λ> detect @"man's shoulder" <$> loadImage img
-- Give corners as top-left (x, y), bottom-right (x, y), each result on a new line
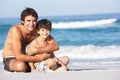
top-left (10, 24), bottom-right (22, 30)
top-left (13, 24), bottom-right (22, 28)
top-left (9, 24), bottom-right (23, 35)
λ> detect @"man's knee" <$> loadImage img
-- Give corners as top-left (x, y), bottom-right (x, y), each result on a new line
top-left (16, 62), bottom-right (27, 72)
top-left (10, 60), bottom-right (27, 72)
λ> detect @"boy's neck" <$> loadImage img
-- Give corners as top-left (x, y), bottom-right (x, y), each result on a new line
top-left (38, 36), bottom-right (47, 42)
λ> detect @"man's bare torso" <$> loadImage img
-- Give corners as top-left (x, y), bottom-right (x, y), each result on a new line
top-left (2, 24), bottom-right (37, 58)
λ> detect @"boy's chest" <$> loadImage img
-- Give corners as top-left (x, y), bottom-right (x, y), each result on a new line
top-left (36, 41), bottom-right (47, 47)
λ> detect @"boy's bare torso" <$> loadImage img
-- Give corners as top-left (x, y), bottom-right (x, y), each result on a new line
top-left (29, 36), bottom-right (52, 54)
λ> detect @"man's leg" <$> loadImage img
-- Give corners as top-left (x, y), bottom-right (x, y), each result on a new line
top-left (9, 59), bottom-right (28, 72)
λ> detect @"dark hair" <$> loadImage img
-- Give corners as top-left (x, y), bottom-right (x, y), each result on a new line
top-left (36, 19), bottom-right (52, 31)
top-left (20, 7), bottom-right (38, 21)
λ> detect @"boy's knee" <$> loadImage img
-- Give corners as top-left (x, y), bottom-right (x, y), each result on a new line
top-left (47, 58), bottom-right (57, 70)
top-left (61, 56), bottom-right (70, 65)
top-left (47, 58), bottom-right (56, 66)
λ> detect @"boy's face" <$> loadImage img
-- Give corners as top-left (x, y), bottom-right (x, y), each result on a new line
top-left (38, 28), bottom-right (50, 39)
top-left (22, 15), bottom-right (37, 32)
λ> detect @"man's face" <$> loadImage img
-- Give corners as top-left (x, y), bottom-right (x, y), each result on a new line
top-left (22, 15), bottom-right (37, 32)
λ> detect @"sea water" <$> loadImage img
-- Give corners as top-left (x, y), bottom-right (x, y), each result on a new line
top-left (0, 13), bottom-right (120, 70)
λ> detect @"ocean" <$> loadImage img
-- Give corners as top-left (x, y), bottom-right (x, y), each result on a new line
top-left (0, 13), bottom-right (120, 70)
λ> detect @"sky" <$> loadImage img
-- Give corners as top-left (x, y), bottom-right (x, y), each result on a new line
top-left (0, 0), bottom-right (120, 18)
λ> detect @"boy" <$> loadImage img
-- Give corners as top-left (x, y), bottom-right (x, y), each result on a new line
top-left (27, 19), bottom-right (69, 72)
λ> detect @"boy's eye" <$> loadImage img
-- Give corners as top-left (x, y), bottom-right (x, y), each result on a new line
top-left (27, 20), bottom-right (30, 22)
top-left (42, 29), bottom-right (45, 31)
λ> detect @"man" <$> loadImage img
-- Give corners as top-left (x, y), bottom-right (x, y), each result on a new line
top-left (2, 8), bottom-right (59, 72)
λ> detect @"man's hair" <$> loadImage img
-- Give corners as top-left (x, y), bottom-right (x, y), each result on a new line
top-left (36, 19), bottom-right (52, 31)
top-left (20, 7), bottom-right (38, 21)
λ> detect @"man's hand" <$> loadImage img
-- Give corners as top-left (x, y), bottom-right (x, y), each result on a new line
top-left (42, 53), bottom-right (53, 60)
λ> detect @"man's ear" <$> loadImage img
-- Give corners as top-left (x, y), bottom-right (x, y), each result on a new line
top-left (21, 21), bottom-right (24, 24)
top-left (37, 30), bottom-right (39, 34)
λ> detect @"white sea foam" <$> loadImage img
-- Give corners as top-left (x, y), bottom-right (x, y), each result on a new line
top-left (54, 45), bottom-right (120, 68)
top-left (0, 45), bottom-right (120, 62)
top-left (1, 45), bottom-right (120, 68)
top-left (54, 45), bottom-right (120, 59)
top-left (0, 49), bottom-right (3, 62)
top-left (52, 18), bottom-right (117, 29)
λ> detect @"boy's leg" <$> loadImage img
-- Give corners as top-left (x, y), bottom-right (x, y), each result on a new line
top-left (60, 56), bottom-right (70, 65)
top-left (46, 58), bottom-right (57, 70)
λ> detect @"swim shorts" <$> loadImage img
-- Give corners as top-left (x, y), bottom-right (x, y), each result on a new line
top-left (3, 56), bottom-right (15, 72)
top-left (35, 60), bottom-right (49, 73)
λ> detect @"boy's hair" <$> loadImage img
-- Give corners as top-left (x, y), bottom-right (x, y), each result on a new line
top-left (36, 19), bottom-right (52, 31)
top-left (20, 7), bottom-right (38, 21)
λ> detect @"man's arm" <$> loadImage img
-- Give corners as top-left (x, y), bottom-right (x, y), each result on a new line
top-left (11, 26), bottom-right (51, 62)
top-left (28, 35), bottom-right (59, 55)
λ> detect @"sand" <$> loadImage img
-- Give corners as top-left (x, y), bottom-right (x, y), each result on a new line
top-left (0, 67), bottom-right (120, 80)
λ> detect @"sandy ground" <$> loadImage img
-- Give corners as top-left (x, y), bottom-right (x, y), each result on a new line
top-left (0, 67), bottom-right (120, 80)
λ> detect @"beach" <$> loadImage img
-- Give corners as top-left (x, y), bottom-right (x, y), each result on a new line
top-left (0, 67), bottom-right (120, 80)
top-left (0, 13), bottom-right (120, 80)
